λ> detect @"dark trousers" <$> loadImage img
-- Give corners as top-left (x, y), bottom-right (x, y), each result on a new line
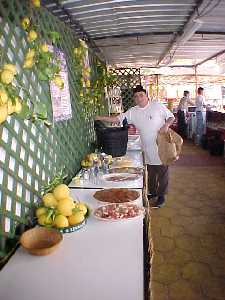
top-left (147, 165), bottom-right (169, 197)
top-left (177, 110), bottom-right (187, 138)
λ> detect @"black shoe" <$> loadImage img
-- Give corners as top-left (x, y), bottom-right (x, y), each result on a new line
top-left (157, 195), bottom-right (165, 206)
top-left (147, 194), bottom-right (157, 201)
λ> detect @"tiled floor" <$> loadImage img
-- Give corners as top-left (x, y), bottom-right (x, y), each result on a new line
top-left (149, 142), bottom-right (225, 300)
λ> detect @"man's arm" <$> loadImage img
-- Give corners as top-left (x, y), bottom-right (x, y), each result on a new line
top-left (187, 99), bottom-right (195, 106)
top-left (95, 115), bottom-right (120, 123)
top-left (159, 117), bottom-right (175, 134)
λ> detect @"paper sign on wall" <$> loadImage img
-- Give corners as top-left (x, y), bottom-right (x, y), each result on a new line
top-left (49, 47), bottom-right (72, 122)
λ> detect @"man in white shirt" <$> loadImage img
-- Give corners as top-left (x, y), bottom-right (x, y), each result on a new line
top-left (195, 87), bottom-right (206, 145)
top-left (95, 85), bottom-right (175, 208)
top-left (177, 90), bottom-right (193, 138)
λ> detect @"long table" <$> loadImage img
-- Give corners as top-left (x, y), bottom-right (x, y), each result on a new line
top-left (0, 146), bottom-right (145, 300)
top-left (0, 189), bottom-right (144, 300)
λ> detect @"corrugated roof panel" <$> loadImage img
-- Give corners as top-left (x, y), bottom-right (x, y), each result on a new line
top-left (43, 1), bottom-right (225, 67)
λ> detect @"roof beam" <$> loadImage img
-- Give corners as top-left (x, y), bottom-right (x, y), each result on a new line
top-left (42, 0), bottom-right (105, 62)
top-left (94, 31), bottom-right (174, 40)
top-left (156, 0), bottom-right (216, 66)
top-left (195, 49), bottom-right (225, 67)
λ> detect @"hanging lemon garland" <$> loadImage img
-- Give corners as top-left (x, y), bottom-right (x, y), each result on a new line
top-left (0, 0), bottom-right (56, 126)
top-left (21, 16), bottom-right (63, 89)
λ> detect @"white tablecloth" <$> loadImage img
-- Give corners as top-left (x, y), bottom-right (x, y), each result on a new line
top-left (0, 189), bottom-right (144, 300)
top-left (69, 150), bottom-right (144, 189)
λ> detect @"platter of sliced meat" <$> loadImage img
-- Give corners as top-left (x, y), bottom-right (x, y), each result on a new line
top-left (93, 203), bottom-right (145, 221)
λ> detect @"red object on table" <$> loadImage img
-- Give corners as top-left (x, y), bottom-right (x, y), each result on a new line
top-left (128, 124), bottom-right (139, 135)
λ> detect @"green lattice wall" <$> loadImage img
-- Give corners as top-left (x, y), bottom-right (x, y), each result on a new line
top-left (111, 68), bottom-right (141, 111)
top-left (0, 0), bottom-right (106, 260)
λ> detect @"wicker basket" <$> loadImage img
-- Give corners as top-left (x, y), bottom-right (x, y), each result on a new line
top-left (20, 227), bottom-right (63, 256)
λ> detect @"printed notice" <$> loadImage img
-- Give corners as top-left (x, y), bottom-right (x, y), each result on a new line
top-left (50, 47), bottom-right (72, 122)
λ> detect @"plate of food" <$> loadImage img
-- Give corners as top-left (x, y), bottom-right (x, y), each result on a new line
top-left (109, 167), bottom-right (143, 175)
top-left (113, 158), bottom-right (133, 168)
top-left (101, 173), bottom-right (141, 183)
top-left (93, 203), bottom-right (145, 221)
top-left (93, 188), bottom-right (140, 204)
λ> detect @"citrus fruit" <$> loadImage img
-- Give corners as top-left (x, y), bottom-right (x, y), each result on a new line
top-left (75, 203), bottom-right (87, 215)
top-left (53, 184), bottom-right (70, 201)
top-left (0, 104), bottom-right (8, 124)
top-left (68, 212), bottom-right (85, 226)
top-left (21, 17), bottom-right (30, 30)
top-left (38, 214), bottom-right (53, 226)
top-left (0, 90), bottom-right (8, 105)
top-left (1, 69), bottom-right (14, 84)
top-left (57, 198), bottom-right (74, 217)
top-left (42, 193), bottom-right (58, 208)
top-left (23, 58), bottom-right (34, 69)
top-left (40, 43), bottom-right (49, 53)
top-left (3, 64), bottom-right (17, 75)
top-left (54, 215), bottom-right (69, 228)
top-left (36, 207), bottom-right (47, 218)
top-left (27, 30), bottom-right (38, 42)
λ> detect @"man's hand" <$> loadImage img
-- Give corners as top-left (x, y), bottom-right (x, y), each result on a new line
top-left (159, 124), bottom-right (169, 134)
top-left (94, 115), bottom-right (120, 123)
top-left (95, 115), bottom-right (103, 121)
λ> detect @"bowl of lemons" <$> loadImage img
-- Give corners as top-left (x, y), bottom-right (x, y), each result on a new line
top-left (35, 183), bottom-right (90, 234)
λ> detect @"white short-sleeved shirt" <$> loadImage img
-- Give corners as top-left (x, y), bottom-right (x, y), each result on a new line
top-left (178, 96), bottom-right (189, 112)
top-left (195, 95), bottom-right (206, 112)
top-left (119, 101), bottom-right (174, 165)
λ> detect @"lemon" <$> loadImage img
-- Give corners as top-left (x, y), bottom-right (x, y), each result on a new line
top-left (53, 184), bottom-right (70, 201)
top-left (75, 203), bottom-right (87, 215)
top-left (67, 197), bottom-right (76, 208)
top-left (31, 0), bottom-right (41, 7)
top-left (1, 70), bottom-right (14, 84)
top-left (85, 79), bottom-right (90, 87)
top-left (21, 17), bottom-right (30, 30)
top-left (14, 97), bottom-right (22, 114)
top-left (68, 212), bottom-right (85, 226)
top-left (54, 215), bottom-right (69, 228)
top-left (7, 100), bottom-right (14, 115)
top-left (57, 198), bottom-right (74, 216)
top-left (0, 104), bottom-right (8, 124)
top-left (36, 207), bottom-right (47, 218)
top-left (0, 90), bottom-right (8, 105)
top-left (42, 193), bottom-right (58, 208)
top-left (3, 64), bottom-right (17, 75)
top-left (38, 214), bottom-right (53, 226)
top-left (25, 49), bottom-right (35, 59)
top-left (40, 43), bottom-right (49, 53)
top-left (23, 58), bottom-right (34, 69)
top-left (27, 30), bottom-right (38, 42)
top-left (53, 76), bottom-right (64, 89)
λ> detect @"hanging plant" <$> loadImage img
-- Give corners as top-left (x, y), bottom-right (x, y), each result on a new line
top-left (0, 62), bottom-right (51, 126)
top-left (21, 16), bottom-right (63, 89)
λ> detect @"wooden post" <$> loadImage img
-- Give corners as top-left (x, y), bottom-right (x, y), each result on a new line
top-left (194, 66), bottom-right (198, 97)
top-left (156, 74), bottom-right (159, 98)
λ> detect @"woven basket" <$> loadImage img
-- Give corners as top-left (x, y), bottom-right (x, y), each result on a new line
top-left (20, 227), bottom-right (63, 256)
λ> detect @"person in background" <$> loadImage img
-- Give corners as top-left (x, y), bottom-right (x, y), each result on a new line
top-left (177, 90), bottom-right (193, 138)
top-left (95, 85), bottom-right (175, 208)
top-left (195, 87), bottom-right (206, 145)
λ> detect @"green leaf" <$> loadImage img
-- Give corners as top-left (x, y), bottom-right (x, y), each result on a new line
top-left (44, 67), bottom-right (55, 79)
top-left (33, 102), bottom-right (47, 115)
top-left (43, 120), bottom-right (52, 127)
top-left (37, 70), bottom-right (49, 81)
top-left (49, 31), bottom-right (61, 44)
top-left (17, 101), bottom-right (31, 119)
